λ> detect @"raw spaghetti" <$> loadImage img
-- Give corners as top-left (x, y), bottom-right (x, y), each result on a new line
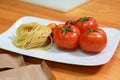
top-left (13, 22), bottom-right (52, 50)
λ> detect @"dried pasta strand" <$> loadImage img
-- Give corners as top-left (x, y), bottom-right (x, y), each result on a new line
top-left (13, 22), bottom-right (52, 50)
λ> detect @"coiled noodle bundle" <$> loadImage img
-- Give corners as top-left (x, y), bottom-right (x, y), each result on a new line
top-left (13, 22), bottom-right (52, 49)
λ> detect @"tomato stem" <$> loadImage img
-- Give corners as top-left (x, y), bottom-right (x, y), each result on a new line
top-left (62, 26), bottom-right (71, 32)
top-left (77, 17), bottom-right (89, 23)
top-left (70, 21), bottom-right (75, 25)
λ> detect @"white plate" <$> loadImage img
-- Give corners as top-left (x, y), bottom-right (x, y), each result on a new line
top-left (0, 16), bottom-right (120, 66)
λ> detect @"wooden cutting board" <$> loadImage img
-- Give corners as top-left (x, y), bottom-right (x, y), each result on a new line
top-left (20, 0), bottom-right (90, 12)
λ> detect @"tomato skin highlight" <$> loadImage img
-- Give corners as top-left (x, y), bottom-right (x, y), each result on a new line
top-left (53, 25), bottom-right (80, 50)
top-left (79, 28), bottom-right (107, 53)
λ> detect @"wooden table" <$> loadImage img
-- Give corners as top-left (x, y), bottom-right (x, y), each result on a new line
top-left (0, 0), bottom-right (120, 80)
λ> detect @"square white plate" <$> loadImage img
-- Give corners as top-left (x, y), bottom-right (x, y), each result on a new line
top-left (0, 16), bottom-right (120, 66)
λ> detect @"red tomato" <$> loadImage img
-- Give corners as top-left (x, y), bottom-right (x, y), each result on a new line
top-left (47, 23), bottom-right (64, 35)
top-left (47, 23), bottom-right (57, 30)
top-left (65, 20), bottom-right (75, 26)
top-left (79, 28), bottom-right (107, 53)
top-left (74, 21), bottom-right (81, 31)
top-left (75, 17), bottom-right (98, 33)
top-left (53, 25), bottom-right (80, 50)
top-left (57, 24), bottom-right (64, 29)
top-left (47, 23), bottom-right (57, 35)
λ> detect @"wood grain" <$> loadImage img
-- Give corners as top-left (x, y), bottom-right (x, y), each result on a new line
top-left (0, 0), bottom-right (120, 80)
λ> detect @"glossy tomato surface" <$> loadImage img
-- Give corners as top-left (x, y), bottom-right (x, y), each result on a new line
top-left (79, 28), bottom-right (107, 53)
top-left (53, 25), bottom-right (80, 50)
top-left (75, 17), bottom-right (98, 33)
